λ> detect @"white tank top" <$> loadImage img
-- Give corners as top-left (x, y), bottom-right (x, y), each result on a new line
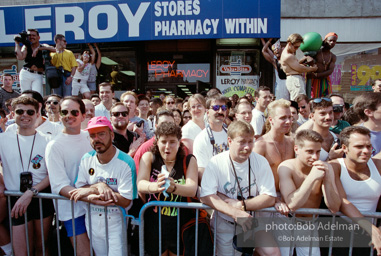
top-left (339, 158), bottom-right (381, 212)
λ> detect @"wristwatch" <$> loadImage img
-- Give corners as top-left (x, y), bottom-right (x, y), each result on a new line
top-left (29, 187), bottom-right (39, 196)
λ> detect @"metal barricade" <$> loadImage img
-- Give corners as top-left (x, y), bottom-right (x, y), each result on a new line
top-left (4, 191), bottom-right (131, 256)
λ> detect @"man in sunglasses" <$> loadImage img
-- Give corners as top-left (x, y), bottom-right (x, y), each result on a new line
top-left (110, 102), bottom-right (144, 157)
top-left (45, 94), bottom-right (62, 123)
top-left (0, 96), bottom-right (54, 256)
top-left (46, 96), bottom-right (92, 255)
top-left (194, 94), bottom-right (229, 183)
top-left (295, 94), bottom-right (311, 125)
top-left (250, 86), bottom-right (272, 139)
top-left (328, 93), bottom-right (350, 134)
top-left (69, 116), bottom-right (136, 256)
top-left (280, 33), bottom-right (318, 101)
top-left (50, 34), bottom-right (78, 97)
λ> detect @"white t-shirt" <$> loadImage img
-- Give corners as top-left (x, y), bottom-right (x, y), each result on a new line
top-left (95, 102), bottom-right (111, 120)
top-left (200, 151), bottom-right (276, 222)
top-left (0, 131), bottom-right (50, 190)
top-left (319, 131), bottom-right (337, 161)
top-left (73, 59), bottom-right (91, 82)
top-left (75, 148), bottom-right (137, 213)
top-left (45, 131), bottom-right (93, 221)
top-left (251, 108), bottom-right (265, 135)
top-left (182, 120), bottom-right (203, 140)
top-left (193, 127), bottom-right (228, 168)
top-left (6, 117), bottom-right (63, 138)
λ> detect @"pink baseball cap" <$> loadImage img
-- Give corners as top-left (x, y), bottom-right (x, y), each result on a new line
top-left (85, 116), bottom-right (113, 131)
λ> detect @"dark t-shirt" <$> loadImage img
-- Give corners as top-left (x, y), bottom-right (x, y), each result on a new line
top-left (0, 87), bottom-right (20, 114)
top-left (24, 44), bottom-right (44, 69)
top-left (112, 129), bottom-right (139, 154)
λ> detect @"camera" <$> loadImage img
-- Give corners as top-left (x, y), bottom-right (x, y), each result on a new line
top-left (333, 105), bottom-right (344, 113)
top-left (237, 195), bottom-right (254, 201)
top-left (136, 120), bottom-right (145, 128)
top-left (20, 172), bottom-right (33, 192)
top-left (14, 30), bottom-right (30, 46)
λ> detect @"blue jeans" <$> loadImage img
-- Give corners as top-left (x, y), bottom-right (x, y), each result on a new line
top-left (53, 72), bottom-right (72, 97)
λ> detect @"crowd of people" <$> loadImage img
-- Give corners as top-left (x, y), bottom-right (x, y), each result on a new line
top-left (0, 29), bottom-right (380, 256)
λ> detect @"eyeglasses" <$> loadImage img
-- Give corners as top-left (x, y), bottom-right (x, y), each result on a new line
top-left (60, 109), bottom-right (80, 117)
top-left (46, 101), bottom-right (59, 105)
top-left (312, 98), bottom-right (332, 103)
top-left (190, 104), bottom-right (204, 110)
top-left (15, 109), bottom-right (36, 116)
top-left (111, 111), bottom-right (128, 117)
top-left (292, 43), bottom-right (300, 50)
top-left (166, 101), bottom-right (175, 105)
top-left (211, 105), bottom-right (227, 111)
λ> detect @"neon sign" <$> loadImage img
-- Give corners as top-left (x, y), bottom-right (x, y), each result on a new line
top-left (147, 60), bottom-right (209, 83)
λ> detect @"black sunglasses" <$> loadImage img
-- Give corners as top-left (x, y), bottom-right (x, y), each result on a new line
top-left (46, 101), bottom-right (59, 105)
top-left (298, 105), bottom-right (307, 109)
top-left (15, 109), bottom-right (36, 116)
top-left (111, 111), bottom-right (128, 117)
top-left (211, 104), bottom-right (227, 111)
top-left (61, 109), bottom-right (80, 117)
top-left (313, 98), bottom-right (332, 103)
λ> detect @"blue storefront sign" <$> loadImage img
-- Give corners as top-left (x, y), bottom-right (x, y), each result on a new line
top-left (0, 0), bottom-right (280, 46)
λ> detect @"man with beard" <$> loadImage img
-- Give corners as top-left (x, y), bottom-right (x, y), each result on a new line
top-left (110, 102), bottom-right (144, 157)
top-left (45, 94), bottom-right (62, 123)
top-left (307, 33), bottom-right (338, 98)
top-left (261, 38), bottom-right (289, 100)
top-left (46, 96), bottom-right (92, 255)
top-left (194, 94), bottom-right (229, 183)
top-left (81, 99), bottom-right (95, 129)
top-left (70, 116), bottom-right (137, 256)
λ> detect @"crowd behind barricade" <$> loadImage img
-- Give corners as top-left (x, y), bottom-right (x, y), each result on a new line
top-left (0, 29), bottom-right (381, 256)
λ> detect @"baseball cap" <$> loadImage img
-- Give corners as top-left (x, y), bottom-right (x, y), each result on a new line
top-left (85, 116), bottom-right (113, 131)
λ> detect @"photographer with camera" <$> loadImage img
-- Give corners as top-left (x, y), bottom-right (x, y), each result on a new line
top-left (50, 34), bottom-right (77, 97)
top-left (15, 29), bottom-right (55, 95)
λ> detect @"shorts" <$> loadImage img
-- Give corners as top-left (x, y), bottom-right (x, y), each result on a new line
top-left (10, 187), bottom-right (55, 226)
top-left (72, 80), bottom-right (90, 95)
top-left (63, 215), bottom-right (87, 237)
top-left (286, 75), bottom-right (306, 101)
top-left (87, 81), bottom-right (97, 91)
top-left (210, 214), bottom-right (241, 256)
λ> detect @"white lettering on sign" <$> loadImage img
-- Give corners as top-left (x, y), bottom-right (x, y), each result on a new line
top-left (25, 8), bottom-right (52, 41)
top-left (155, 19), bottom-right (219, 36)
top-left (0, 10), bottom-right (17, 43)
top-left (154, 0), bottom-right (200, 17)
top-left (224, 18), bottom-right (267, 34)
top-left (55, 7), bottom-right (85, 40)
top-left (119, 2), bottom-right (150, 37)
top-left (89, 5), bottom-right (118, 39)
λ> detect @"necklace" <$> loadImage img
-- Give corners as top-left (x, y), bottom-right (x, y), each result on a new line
top-left (321, 50), bottom-right (332, 71)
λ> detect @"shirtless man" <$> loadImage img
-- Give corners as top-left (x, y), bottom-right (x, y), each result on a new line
top-left (307, 33), bottom-right (337, 98)
top-left (278, 129), bottom-right (341, 255)
top-left (280, 33), bottom-right (318, 100)
top-left (253, 99), bottom-right (294, 214)
top-left (331, 126), bottom-right (381, 255)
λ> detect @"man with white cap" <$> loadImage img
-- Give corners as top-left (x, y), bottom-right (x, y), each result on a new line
top-left (70, 116), bottom-right (137, 256)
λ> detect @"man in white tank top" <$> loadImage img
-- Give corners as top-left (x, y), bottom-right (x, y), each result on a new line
top-left (331, 126), bottom-right (381, 255)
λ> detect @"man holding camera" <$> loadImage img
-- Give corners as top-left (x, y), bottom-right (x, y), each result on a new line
top-left (50, 34), bottom-right (77, 97)
top-left (15, 29), bottom-right (55, 95)
top-left (0, 96), bottom-right (54, 256)
top-left (329, 93), bottom-right (350, 134)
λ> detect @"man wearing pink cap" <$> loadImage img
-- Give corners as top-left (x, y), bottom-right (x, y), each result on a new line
top-left (307, 32), bottom-right (338, 98)
top-left (70, 116), bottom-right (137, 256)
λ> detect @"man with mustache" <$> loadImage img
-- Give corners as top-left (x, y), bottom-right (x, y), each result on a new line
top-left (70, 116), bottom-right (136, 256)
top-left (193, 94), bottom-right (229, 183)
top-left (309, 98), bottom-right (343, 161)
top-left (45, 94), bottom-right (62, 123)
top-left (278, 129), bottom-right (341, 255)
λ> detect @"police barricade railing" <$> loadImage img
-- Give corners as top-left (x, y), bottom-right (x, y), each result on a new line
top-left (137, 201), bottom-right (381, 256)
top-left (4, 190), bottom-right (132, 256)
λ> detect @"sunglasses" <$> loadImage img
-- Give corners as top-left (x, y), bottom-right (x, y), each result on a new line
top-left (312, 98), bottom-right (332, 103)
top-left (111, 111), bottom-right (128, 117)
top-left (46, 101), bottom-right (59, 105)
top-left (211, 105), bottom-right (227, 111)
top-left (15, 109), bottom-right (36, 116)
top-left (60, 109), bottom-right (80, 117)
top-left (298, 105), bottom-right (307, 109)
top-left (167, 102), bottom-right (175, 105)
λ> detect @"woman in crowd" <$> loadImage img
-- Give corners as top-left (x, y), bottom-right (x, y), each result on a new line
top-left (182, 109), bottom-right (191, 126)
top-left (137, 121), bottom-right (198, 256)
top-left (172, 108), bottom-right (183, 127)
top-left (164, 96), bottom-right (176, 110)
top-left (181, 94), bottom-right (206, 154)
top-left (72, 45), bottom-right (95, 99)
